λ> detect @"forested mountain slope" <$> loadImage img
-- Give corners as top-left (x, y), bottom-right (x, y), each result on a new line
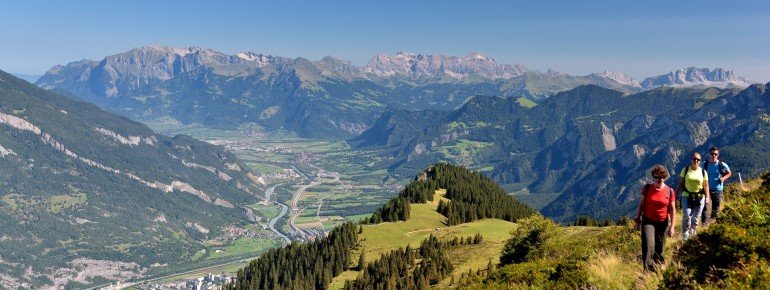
top-left (354, 84), bottom-right (770, 221)
top-left (0, 70), bottom-right (266, 289)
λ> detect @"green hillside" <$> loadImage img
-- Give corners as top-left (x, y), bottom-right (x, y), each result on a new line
top-left (329, 197), bottom-right (520, 289)
top-left (227, 164), bottom-right (769, 290)
top-left (461, 175), bottom-right (770, 289)
top-left (0, 70), bottom-right (272, 288)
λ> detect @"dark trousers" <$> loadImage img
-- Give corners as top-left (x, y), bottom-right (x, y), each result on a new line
top-left (641, 218), bottom-right (668, 271)
top-left (701, 190), bottom-right (723, 224)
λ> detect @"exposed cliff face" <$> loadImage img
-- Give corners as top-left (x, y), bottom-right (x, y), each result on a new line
top-left (541, 83), bottom-right (770, 221)
top-left (594, 70), bottom-right (640, 87)
top-left (363, 52), bottom-right (528, 80)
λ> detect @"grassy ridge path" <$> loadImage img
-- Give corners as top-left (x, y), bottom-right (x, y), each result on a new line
top-left (329, 190), bottom-right (519, 289)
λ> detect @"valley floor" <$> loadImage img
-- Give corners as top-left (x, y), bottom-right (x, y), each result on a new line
top-left (133, 121), bottom-right (394, 286)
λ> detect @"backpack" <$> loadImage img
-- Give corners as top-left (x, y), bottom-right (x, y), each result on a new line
top-left (681, 167), bottom-right (706, 208)
top-left (704, 160), bottom-right (726, 177)
top-left (643, 183), bottom-right (674, 217)
top-left (643, 183), bottom-right (674, 202)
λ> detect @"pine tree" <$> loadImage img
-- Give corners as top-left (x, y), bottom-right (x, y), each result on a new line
top-left (358, 251), bottom-right (366, 270)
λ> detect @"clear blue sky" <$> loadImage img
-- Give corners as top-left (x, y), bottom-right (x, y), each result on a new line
top-left (2, 0), bottom-right (769, 82)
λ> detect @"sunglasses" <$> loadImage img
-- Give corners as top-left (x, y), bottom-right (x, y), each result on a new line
top-left (710, 153), bottom-right (719, 156)
top-left (692, 158), bottom-right (701, 161)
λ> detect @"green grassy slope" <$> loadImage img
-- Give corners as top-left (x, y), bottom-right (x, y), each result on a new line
top-left (330, 190), bottom-right (519, 289)
top-left (460, 176), bottom-right (770, 289)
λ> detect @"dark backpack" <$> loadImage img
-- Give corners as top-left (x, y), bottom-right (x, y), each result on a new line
top-left (643, 184), bottom-right (674, 204)
top-left (704, 160), bottom-right (726, 176)
top-left (681, 167), bottom-right (706, 208)
top-left (642, 184), bottom-right (674, 220)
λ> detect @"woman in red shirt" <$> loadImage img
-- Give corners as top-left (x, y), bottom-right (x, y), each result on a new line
top-left (634, 165), bottom-right (676, 271)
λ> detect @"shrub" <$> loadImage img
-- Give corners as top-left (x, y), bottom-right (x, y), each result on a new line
top-left (499, 215), bottom-right (557, 265)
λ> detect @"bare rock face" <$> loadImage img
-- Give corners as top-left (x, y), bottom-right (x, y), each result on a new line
top-left (641, 67), bottom-right (752, 89)
top-left (594, 70), bottom-right (640, 87)
top-left (337, 120), bottom-right (369, 135)
top-left (0, 143), bottom-right (16, 157)
top-left (632, 144), bottom-right (646, 160)
top-left (687, 121), bottom-right (711, 146)
top-left (363, 52), bottom-right (527, 80)
top-left (37, 45), bottom-right (291, 97)
top-left (600, 122), bottom-right (617, 151)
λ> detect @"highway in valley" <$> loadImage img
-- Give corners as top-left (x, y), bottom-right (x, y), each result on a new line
top-left (265, 183), bottom-right (291, 244)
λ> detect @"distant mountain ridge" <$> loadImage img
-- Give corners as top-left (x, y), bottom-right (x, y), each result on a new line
top-left (36, 46), bottom-right (754, 139)
top-left (641, 67), bottom-right (751, 89)
top-left (40, 45), bottom-right (748, 138)
top-left (593, 70), bottom-right (640, 87)
top-left (363, 51), bottom-right (527, 80)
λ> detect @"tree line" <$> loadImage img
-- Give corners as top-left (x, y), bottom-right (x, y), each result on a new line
top-left (568, 215), bottom-right (631, 227)
top-left (343, 235), bottom-right (454, 290)
top-left (226, 222), bottom-right (358, 290)
top-left (367, 163), bottom-right (536, 225)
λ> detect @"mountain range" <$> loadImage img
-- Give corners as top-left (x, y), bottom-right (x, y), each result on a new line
top-left (35, 45), bottom-right (753, 138)
top-left (640, 67), bottom-right (751, 89)
top-left (0, 70), bottom-right (268, 288)
top-left (351, 83), bottom-right (770, 221)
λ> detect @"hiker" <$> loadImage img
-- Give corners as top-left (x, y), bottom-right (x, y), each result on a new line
top-left (634, 165), bottom-right (676, 271)
top-left (676, 152), bottom-right (710, 240)
top-left (701, 146), bottom-right (731, 224)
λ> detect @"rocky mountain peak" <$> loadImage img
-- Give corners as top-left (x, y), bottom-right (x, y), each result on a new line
top-left (235, 51), bottom-right (280, 67)
top-left (467, 52), bottom-right (490, 61)
top-left (641, 67), bottom-right (752, 89)
top-left (546, 69), bottom-right (568, 77)
top-left (363, 51), bottom-right (527, 80)
top-left (595, 70), bottom-right (640, 87)
top-left (317, 56), bottom-right (361, 77)
top-left (140, 45), bottom-right (204, 56)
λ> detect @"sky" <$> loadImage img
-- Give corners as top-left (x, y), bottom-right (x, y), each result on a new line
top-left (2, 0), bottom-right (769, 82)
